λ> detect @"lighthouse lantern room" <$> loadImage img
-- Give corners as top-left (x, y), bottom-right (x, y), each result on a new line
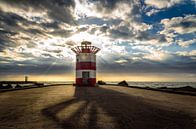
top-left (71, 41), bottom-right (100, 86)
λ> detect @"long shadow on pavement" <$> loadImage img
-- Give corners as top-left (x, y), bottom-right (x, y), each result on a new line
top-left (42, 86), bottom-right (195, 129)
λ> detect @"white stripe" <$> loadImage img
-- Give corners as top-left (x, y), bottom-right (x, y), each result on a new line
top-left (76, 70), bottom-right (96, 78)
top-left (77, 53), bottom-right (96, 62)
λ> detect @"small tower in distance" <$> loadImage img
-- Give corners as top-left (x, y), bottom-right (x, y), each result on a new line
top-left (71, 41), bottom-right (100, 86)
top-left (25, 75), bottom-right (28, 82)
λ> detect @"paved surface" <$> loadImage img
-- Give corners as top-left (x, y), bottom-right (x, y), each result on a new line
top-left (0, 85), bottom-right (195, 129)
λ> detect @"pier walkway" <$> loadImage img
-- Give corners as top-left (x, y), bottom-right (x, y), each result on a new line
top-left (0, 85), bottom-right (195, 129)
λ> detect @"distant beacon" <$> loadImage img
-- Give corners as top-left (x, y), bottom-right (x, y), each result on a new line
top-left (25, 75), bottom-right (28, 82)
top-left (71, 41), bottom-right (100, 86)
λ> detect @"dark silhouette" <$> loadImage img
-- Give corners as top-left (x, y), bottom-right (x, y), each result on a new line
top-left (15, 84), bottom-right (22, 89)
top-left (42, 86), bottom-right (195, 129)
top-left (118, 80), bottom-right (128, 86)
top-left (97, 80), bottom-right (106, 85)
top-left (0, 83), bottom-right (3, 89)
top-left (2, 84), bottom-right (13, 89)
top-left (25, 75), bottom-right (28, 82)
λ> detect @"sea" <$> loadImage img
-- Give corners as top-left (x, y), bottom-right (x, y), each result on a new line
top-left (3, 81), bottom-right (196, 89)
top-left (41, 81), bottom-right (196, 89)
top-left (107, 82), bottom-right (196, 88)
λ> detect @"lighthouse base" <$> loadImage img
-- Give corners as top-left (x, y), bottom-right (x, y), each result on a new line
top-left (76, 78), bottom-right (96, 87)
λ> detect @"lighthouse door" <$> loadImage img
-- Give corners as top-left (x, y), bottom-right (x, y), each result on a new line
top-left (82, 72), bottom-right (90, 85)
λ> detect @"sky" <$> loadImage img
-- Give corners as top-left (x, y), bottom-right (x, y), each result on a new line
top-left (0, 0), bottom-right (196, 82)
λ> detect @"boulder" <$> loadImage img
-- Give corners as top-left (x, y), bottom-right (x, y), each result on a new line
top-left (97, 80), bottom-right (106, 85)
top-left (175, 86), bottom-right (196, 92)
top-left (118, 80), bottom-right (128, 86)
top-left (0, 83), bottom-right (4, 89)
top-left (36, 83), bottom-right (44, 86)
top-left (15, 84), bottom-right (22, 89)
top-left (5, 84), bottom-right (13, 89)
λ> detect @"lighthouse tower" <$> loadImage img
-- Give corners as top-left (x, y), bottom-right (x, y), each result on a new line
top-left (71, 41), bottom-right (100, 86)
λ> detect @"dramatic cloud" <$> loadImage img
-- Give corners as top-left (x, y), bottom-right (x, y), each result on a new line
top-left (177, 50), bottom-right (196, 58)
top-left (145, 0), bottom-right (182, 9)
top-left (177, 39), bottom-right (196, 47)
top-left (0, 0), bottom-right (195, 81)
top-left (160, 15), bottom-right (196, 34)
top-left (0, 0), bottom-right (75, 24)
top-left (145, 8), bottom-right (160, 16)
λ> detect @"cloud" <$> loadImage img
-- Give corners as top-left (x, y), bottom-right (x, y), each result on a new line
top-left (98, 57), bottom-right (196, 74)
top-left (94, 1), bottom-right (133, 20)
top-left (0, 48), bottom-right (74, 75)
top-left (143, 50), bottom-right (170, 61)
top-left (0, 0), bottom-right (195, 79)
top-left (97, 42), bottom-right (196, 74)
top-left (146, 8), bottom-right (160, 16)
top-left (115, 59), bottom-right (128, 64)
top-left (144, 0), bottom-right (184, 16)
top-left (0, 4), bottom-right (78, 57)
top-left (145, 0), bottom-right (183, 9)
top-left (75, 0), bottom-right (142, 22)
top-left (160, 15), bottom-right (196, 35)
top-left (0, 63), bottom-right (73, 75)
top-left (177, 50), bottom-right (196, 57)
top-left (135, 31), bottom-right (169, 46)
top-left (177, 39), bottom-right (196, 47)
top-left (131, 45), bottom-right (171, 61)
top-left (83, 20), bottom-right (152, 41)
top-left (0, 0), bottom-right (75, 24)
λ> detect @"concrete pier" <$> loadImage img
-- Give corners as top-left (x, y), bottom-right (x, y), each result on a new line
top-left (0, 85), bottom-right (195, 129)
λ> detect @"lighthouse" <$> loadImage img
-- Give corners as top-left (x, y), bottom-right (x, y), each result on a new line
top-left (71, 41), bottom-right (100, 87)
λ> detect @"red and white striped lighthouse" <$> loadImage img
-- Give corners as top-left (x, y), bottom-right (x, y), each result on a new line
top-left (71, 41), bottom-right (100, 86)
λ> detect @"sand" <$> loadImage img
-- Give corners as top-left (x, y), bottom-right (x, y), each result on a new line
top-left (0, 85), bottom-right (195, 129)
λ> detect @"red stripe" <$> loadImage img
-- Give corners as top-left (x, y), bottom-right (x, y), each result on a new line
top-left (76, 62), bottom-right (96, 70)
top-left (82, 48), bottom-right (91, 53)
top-left (76, 78), bottom-right (96, 87)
